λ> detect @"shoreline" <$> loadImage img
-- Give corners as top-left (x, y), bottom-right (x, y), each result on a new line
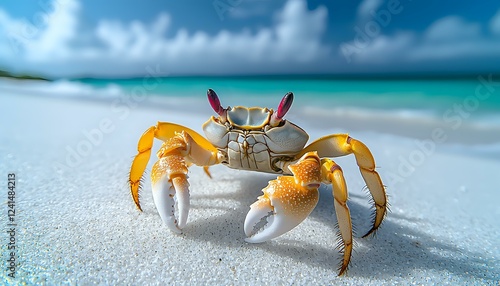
top-left (2, 78), bottom-right (500, 147)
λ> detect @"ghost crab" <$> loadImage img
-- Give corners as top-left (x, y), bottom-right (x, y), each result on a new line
top-left (129, 89), bottom-right (387, 275)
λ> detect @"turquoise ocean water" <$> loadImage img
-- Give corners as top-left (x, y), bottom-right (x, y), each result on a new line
top-left (74, 76), bottom-right (500, 124)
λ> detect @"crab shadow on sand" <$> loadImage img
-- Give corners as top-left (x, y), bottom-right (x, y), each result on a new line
top-left (167, 172), bottom-right (499, 282)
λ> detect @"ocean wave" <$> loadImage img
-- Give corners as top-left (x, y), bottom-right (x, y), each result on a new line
top-left (0, 78), bottom-right (123, 99)
top-left (0, 78), bottom-right (212, 115)
top-left (300, 105), bottom-right (500, 130)
top-left (297, 105), bottom-right (500, 145)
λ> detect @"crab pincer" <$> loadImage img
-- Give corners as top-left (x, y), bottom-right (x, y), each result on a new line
top-left (244, 152), bottom-right (322, 243)
top-left (150, 137), bottom-right (191, 233)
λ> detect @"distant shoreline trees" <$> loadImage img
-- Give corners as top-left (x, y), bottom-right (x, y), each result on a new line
top-left (0, 69), bottom-right (49, 81)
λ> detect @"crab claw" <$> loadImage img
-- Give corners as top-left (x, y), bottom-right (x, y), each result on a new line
top-left (151, 151), bottom-right (190, 233)
top-left (245, 174), bottom-right (320, 243)
top-left (152, 175), bottom-right (190, 233)
top-left (245, 152), bottom-right (322, 242)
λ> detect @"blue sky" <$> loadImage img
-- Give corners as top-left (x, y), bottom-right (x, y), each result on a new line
top-left (1, 0), bottom-right (500, 77)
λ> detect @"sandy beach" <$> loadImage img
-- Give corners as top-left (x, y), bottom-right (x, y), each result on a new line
top-left (1, 80), bottom-right (499, 285)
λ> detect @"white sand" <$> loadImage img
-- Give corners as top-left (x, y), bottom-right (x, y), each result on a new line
top-left (1, 80), bottom-right (499, 285)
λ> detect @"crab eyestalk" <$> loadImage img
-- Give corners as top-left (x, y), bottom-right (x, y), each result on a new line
top-left (207, 89), bottom-right (227, 122)
top-left (270, 92), bottom-right (293, 126)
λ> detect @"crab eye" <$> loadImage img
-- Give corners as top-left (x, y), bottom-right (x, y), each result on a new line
top-left (207, 89), bottom-right (224, 115)
top-left (270, 92), bottom-right (293, 126)
top-left (276, 92), bottom-right (293, 119)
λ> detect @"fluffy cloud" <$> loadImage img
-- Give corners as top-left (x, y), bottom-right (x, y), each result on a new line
top-left (228, 1), bottom-right (270, 19)
top-left (491, 10), bottom-right (500, 36)
top-left (424, 16), bottom-right (481, 42)
top-left (410, 16), bottom-right (489, 61)
top-left (95, 13), bottom-right (171, 61)
top-left (0, 0), bottom-right (82, 72)
top-left (92, 0), bottom-right (328, 73)
top-left (0, 0), bottom-right (330, 77)
top-left (357, 0), bottom-right (384, 23)
top-left (3, 0), bottom-right (499, 76)
top-left (342, 13), bottom-right (500, 65)
top-left (0, 9), bottom-right (32, 61)
top-left (348, 32), bottom-right (415, 64)
top-left (28, 0), bottom-right (80, 61)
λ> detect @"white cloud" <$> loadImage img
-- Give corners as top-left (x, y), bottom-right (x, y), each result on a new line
top-left (228, 0), bottom-right (270, 19)
top-left (91, 0), bottom-right (328, 72)
top-left (409, 16), bottom-right (488, 61)
top-left (425, 16), bottom-right (481, 42)
top-left (274, 0), bottom-right (328, 61)
top-left (350, 32), bottom-right (415, 64)
top-left (409, 39), bottom-right (500, 62)
top-left (0, 9), bottom-right (32, 61)
top-left (0, 0), bottom-right (81, 71)
top-left (357, 0), bottom-right (384, 23)
top-left (0, 0), bottom-right (330, 76)
top-left (342, 14), bottom-right (500, 65)
top-left (491, 10), bottom-right (500, 36)
top-left (25, 0), bottom-right (80, 61)
top-left (96, 13), bottom-right (171, 61)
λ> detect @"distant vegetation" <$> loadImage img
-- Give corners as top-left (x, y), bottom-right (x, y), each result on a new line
top-left (0, 69), bottom-right (49, 81)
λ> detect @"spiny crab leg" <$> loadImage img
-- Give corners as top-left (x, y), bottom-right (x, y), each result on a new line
top-left (300, 134), bottom-right (387, 237)
top-left (321, 159), bottom-right (352, 276)
top-left (244, 152), bottom-right (321, 243)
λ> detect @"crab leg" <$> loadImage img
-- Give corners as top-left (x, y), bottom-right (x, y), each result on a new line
top-left (129, 126), bottom-right (155, 210)
top-left (244, 152), bottom-right (321, 243)
top-left (300, 134), bottom-right (387, 237)
top-left (321, 159), bottom-right (352, 276)
top-left (129, 122), bottom-right (218, 232)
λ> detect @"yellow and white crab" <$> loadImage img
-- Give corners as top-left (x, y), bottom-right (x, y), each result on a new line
top-left (129, 89), bottom-right (387, 275)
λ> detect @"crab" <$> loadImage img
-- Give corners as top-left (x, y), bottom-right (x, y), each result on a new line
top-left (129, 89), bottom-right (387, 275)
